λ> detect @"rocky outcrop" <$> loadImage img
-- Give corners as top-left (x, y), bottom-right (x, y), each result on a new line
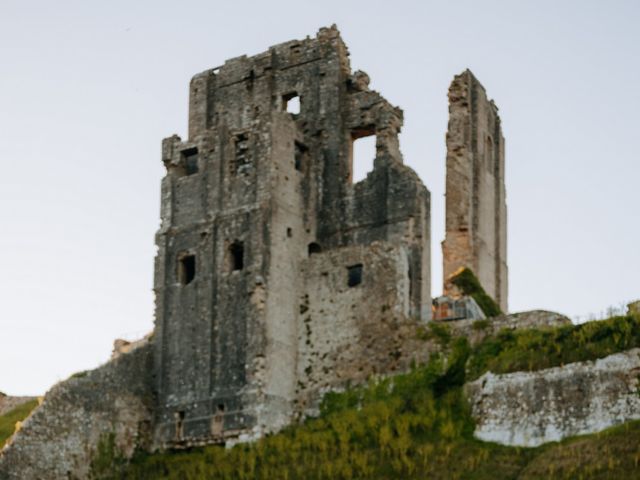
top-left (0, 343), bottom-right (153, 480)
top-left (466, 348), bottom-right (640, 447)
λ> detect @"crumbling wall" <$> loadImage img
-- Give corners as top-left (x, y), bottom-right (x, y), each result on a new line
top-left (0, 393), bottom-right (36, 417)
top-left (442, 70), bottom-right (508, 311)
top-left (153, 25), bottom-right (432, 447)
top-left (0, 343), bottom-right (153, 480)
top-left (448, 310), bottom-right (571, 346)
top-left (465, 348), bottom-right (640, 447)
top-left (296, 242), bottom-right (433, 414)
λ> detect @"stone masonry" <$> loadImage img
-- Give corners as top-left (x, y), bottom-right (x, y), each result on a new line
top-left (466, 349), bottom-right (640, 447)
top-left (1, 28), bottom-right (517, 475)
top-left (442, 70), bottom-right (508, 312)
top-left (153, 25), bottom-right (432, 448)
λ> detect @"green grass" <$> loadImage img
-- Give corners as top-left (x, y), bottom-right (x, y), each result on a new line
top-left (93, 313), bottom-right (640, 479)
top-left (467, 313), bottom-right (640, 380)
top-left (0, 399), bottom-right (39, 448)
top-left (449, 268), bottom-right (502, 317)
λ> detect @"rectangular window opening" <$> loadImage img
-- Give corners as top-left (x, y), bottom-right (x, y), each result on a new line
top-left (347, 264), bottom-right (363, 287)
top-left (182, 148), bottom-right (199, 176)
top-left (350, 128), bottom-right (376, 183)
top-left (282, 92), bottom-right (300, 115)
top-left (228, 241), bottom-right (244, 271)
top-left (178, 254), bottom-right (196, 285)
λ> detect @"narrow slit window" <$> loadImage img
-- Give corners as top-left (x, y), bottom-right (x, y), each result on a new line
top-left (294, 141), bottom-right (308, 172)
top-left (350, 128), bottom-right (376, 183)
top-left (175, 411), bottom-right (185, 440)
top-left (228, 241), bottom-right (244, 271)
top-left (182, 148), bottom-right (199, 175)
top-left (178, 254), bottom-right (196, 285)
top-left (282, 92), bottom-right (300, 115)
top-left (347, 264), bottom-right (363, 287)
top-left (484, 136), bottom-right (494, 173)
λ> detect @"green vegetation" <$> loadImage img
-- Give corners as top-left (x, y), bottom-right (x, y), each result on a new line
top-left (93, 313), bottom-right (640, 479)
top-left (467, 313), bottom-right (640, 380)
top-left (0, 399), bottom-right (39, 448)
top-left (449, 268), bottom-right (502, 317)
top-left (472, 319), bottom-right (491, 331)
top-left (417, 321), bottom-right (452, 346)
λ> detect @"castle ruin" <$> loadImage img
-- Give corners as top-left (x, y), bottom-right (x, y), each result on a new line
top-left (0, 28), bottom-right (511, 477)
top-left (153, 26), bottom-right (505, 447)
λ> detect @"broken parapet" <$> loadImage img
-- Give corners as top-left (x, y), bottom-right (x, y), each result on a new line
top-left (465, 348), bottom-right (640, 447)
top-left (442, 70), bottom-right (508, 312)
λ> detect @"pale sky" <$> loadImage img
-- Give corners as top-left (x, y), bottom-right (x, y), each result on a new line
top-left (2, 0), bottom-right (638, 396)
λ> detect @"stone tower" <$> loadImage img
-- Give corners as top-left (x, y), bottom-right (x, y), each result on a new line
top-left (152, 26), bottom-right (431, 447)
top-left (442, 70), bottom-right (508, 312)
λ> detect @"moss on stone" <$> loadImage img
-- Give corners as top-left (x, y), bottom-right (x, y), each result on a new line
top-left (449, 268), bottom-right (502, 317)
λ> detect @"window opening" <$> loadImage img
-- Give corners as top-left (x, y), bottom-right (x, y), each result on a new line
top-left (182, 148), bottom-right (199, 175)
top-left (484, 136), bottom-right (494, 173)
top-left (287, 227), bottom-right (293, 238)
top-left (294, 141), bottom-right (308, 172)
top-left (175, 411), bottom-right (185, 440)
top-left (228, 241), bottom-right (244, 271)
top-left (350, 128), bottom-right (376, 183)
top-left (347, 264), bottom-right (363, 287)
top-left (178, 254), bottom-right (196, 285)
top-left (211, 404), bottom-right (225, 436)
top-left (282, 92), bottom-right (300, 115)
top-left (232, 133), bottom-right (250, 175)
top-left (308, 242), bottom-right (322, 256)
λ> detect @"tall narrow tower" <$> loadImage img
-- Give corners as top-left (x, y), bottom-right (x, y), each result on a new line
top-left (442, 70), bottom-right (508, 312)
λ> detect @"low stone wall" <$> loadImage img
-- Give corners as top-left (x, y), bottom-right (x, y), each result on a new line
top-left (0, 342), bottom-right (154, 480)
top-left (449, 310), bottom-right (571, 346)
top-left (0, 394), bottom-right (36, 417)
top-left (465, 348), bottom-right (640, 447)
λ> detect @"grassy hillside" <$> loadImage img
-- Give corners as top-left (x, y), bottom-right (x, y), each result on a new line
top-left (0, 399), bottom-right (39, 448)
top-left (93, 313), bottom-right (640, 479)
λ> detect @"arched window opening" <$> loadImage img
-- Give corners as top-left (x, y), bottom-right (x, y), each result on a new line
top-left (178, 253), bottom-right (196, 285)
top-left (308, 242), bottom-right (322, 256)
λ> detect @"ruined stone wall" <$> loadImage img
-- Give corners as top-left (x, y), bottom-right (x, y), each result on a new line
top-left (153, 26), bottom-right (431, 447)
top-left (466, 348), bottom-right (640, 447)
top-left (295, 242), bottom-right (434, 413)
top-left (0, 343), bottom-right (153, 480)
top-left (448, 310), bottom-right (570, 346)
top-left (0, 393), bottom-right (35, 417)
top-left (443, 70), bottom-right (508, 311)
